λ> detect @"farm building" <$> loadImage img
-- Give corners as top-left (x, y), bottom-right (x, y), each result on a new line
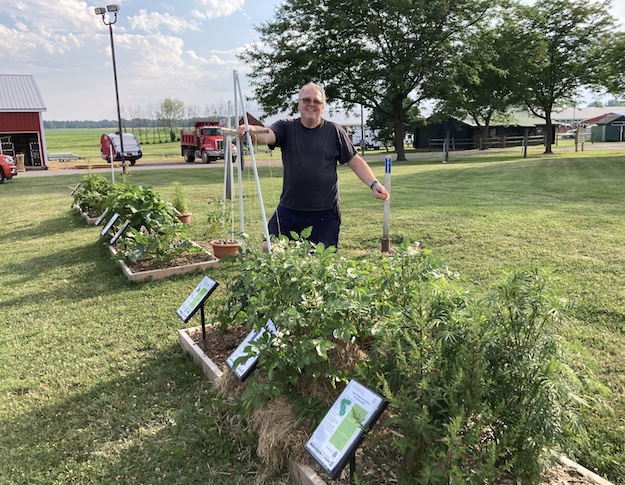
top-left (581, 111), bottom-right (625, 142)
top-left (552, 105), bottom-right (625, 129)
top-left (413, 111), bottom-right (550, 150)
top-left (0, 74), bottom-right (48, 169)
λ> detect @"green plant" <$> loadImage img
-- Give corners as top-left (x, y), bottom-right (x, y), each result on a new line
top-left (171, 181), bottom-right (189, 214)
top-left (117, 223), bottom-right (201, 265)
top-left (206, 199), bottom-right (241, 244)
top-left (70, 173), bottom-right (114, 217)
top-left (218, 237), bottom-right (607, 483)
top-left (102, 182), bottom-right (181, 235)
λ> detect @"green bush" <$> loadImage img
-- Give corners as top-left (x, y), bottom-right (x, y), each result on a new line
top-left (217, 237), bottom-right (605, 483)
top-left (70, 173), bottom-right (114, 217)
top-left (71, 175), bottom-right (199, 264)
top-left (102, 182), bottom-right (180, 233)
top-left (120, 225), bottom-right (200, 265)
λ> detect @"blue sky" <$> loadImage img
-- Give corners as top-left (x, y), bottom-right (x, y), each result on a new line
top-left (1, 0), bottom-right (623, 121)
top-left (0, 0), bottom-right (282, 120)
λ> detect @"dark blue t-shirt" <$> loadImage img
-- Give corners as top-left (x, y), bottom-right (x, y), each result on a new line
top-left (270, 118), bottom-right (357, 211)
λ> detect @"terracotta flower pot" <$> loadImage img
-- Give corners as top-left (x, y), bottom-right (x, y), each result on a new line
top-left (210, 239), bottom-right (242, 258)
top-left (176, 212), bottom-right (192, 224)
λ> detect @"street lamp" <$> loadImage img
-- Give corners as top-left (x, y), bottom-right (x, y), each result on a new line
top-left (95, 4), bottom-right (127, 174)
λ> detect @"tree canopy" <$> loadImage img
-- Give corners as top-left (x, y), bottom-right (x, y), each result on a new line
top-left (511, 0), bottom-right (615, 153)
top-left (240, 0), bottom-right (495, 160)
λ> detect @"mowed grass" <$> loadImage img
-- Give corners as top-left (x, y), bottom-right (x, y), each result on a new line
top-left (1, 146), bottom-right (625, 483)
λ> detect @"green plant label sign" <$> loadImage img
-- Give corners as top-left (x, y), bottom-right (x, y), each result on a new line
top-left (100, 212), bottom-right (120, 237)
top-left (176, 276), bottom-right (219, 323)
top-left (305, 380), bottom-right (387, 479)
top-left (225, 319), bottom-right (277, 381)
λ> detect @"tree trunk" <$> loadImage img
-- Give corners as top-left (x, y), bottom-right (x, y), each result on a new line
top-left (392, 98), bottom-right (407, 161)
top-left (543, 113), bottom-right (553, 154)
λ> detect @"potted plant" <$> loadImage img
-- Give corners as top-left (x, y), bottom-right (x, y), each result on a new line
top-left (171, 181), bottom-right (192, 224)
top-left (206, 199), bottom-right (242, 258)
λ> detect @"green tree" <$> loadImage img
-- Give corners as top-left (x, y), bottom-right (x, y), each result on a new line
top-left (158, 98), bottom-right (185, 142)
top-left (511, 0), bottom-right (615, 154)
top-left (433, 9), bottom-right (526, 142)
top-left (239, 0), bottom-right (495, 161)
top-left (598, 31), bottom-right (625, 100)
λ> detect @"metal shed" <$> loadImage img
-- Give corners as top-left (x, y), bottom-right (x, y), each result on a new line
top-left (0, 74), bottom-right (48, 169)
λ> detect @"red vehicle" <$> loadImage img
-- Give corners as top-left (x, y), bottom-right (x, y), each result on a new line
top-left (180, 121), bottom-right (236, 163)
top-left (0, 154), bottom-right (17, 183)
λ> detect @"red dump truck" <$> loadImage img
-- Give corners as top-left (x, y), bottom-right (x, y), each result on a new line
top-left (180, 121), bottom-right (236, 163)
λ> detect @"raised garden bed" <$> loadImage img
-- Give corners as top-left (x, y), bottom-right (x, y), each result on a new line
top-left (178, 325), bottom-right (326, 485)
top-left (108, 245), bottom-right (219, 282)
top-left (77, 207), bottom-right (99, 225)
top-left (178, 324), bottom-right (614, 485)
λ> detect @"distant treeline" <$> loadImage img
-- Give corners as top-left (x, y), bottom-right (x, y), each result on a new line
top-left (44, 120), bottom-right (121, 129)
top-left (43, 115), bottom-right (241, 145)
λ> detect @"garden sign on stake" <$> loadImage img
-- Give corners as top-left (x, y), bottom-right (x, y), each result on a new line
top-left (225, 319), bottom-right (277, 381)
top-left (176, 276), bottom-right (219, 346)
top-left (109, 219), bottom-right (130, 246)
top-left (305, 379), bottom-right (387, 483)
top-left (99, 212), bottom-right (120, 238)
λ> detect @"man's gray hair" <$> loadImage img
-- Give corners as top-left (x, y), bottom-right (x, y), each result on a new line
top-left (298, 82), bottom-right (326, 104)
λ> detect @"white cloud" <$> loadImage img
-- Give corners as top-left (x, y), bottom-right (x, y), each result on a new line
top-left (129, 9), bottom-right (200, 34)
top-left (193, 0), bottom-right (245, 20)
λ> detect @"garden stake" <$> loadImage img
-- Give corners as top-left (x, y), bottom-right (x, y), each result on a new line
top-left (200, 304), bottom-right (206, 348)
top-left (381, 157), bottom-right (392, 252)
top-left (349, 453), bottom-right (356, 485)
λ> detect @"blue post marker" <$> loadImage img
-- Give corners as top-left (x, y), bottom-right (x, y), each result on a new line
top-left (381, 157), bottom-right (392, 252)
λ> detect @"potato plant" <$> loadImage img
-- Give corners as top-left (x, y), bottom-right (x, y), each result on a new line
top-left (217, 236), bottom-right (606, 484)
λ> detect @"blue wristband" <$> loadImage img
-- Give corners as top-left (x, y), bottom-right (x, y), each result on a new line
top-left (370, 180), bottom-right (379, 190)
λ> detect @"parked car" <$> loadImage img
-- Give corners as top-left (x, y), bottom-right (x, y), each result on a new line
top-left (0, 154), bottom-right (17, 183)
top-left (100, 132), bottom-right (143, 165)
top-left (561, 129), bottom-right (577, 139)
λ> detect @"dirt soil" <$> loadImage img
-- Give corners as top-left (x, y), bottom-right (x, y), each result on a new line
top-left (125, 251), bottom-right (217, 272)
top-left (187, 325), bottom-right (609, 485)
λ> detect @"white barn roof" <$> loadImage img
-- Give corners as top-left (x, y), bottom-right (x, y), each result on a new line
top-left (0, 74), bottom-right (47, 112)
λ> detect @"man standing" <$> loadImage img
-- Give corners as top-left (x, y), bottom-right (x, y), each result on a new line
top-left (238, 82), bottom-right (388, 248)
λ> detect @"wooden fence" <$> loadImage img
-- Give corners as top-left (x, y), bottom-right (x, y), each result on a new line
top-left (428, 134), bottom-right (545, 151)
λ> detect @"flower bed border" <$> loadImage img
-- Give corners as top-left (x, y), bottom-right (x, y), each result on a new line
top-left (77, 207), bottom-right (99, 225)
top-left (178, 326), bottom-right (327, 485)
top-left (108, 245), bottom-right (220, 282)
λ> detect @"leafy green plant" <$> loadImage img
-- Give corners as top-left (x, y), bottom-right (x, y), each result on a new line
top-left (205, 199), bottom-right (241, 244)
top-left (171, 181), bottom-right (189, 214)
top-left (101, 182), bottom-right (181, 235)
top-left (117, 223), bottom-right (201, 265)
top-left (217, 238), bottom-right (607, 483)
top-left (70, 173), bottom-right (114, 217)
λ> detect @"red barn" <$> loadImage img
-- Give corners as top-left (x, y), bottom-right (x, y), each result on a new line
top-left (0, 74), bottom-right (48, 169)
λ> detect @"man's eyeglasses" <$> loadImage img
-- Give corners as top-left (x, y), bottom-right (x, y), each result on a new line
top-left (300, 97), bottom-right (324, 106)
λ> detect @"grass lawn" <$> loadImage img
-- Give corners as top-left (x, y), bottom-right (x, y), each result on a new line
top-left (1, 146), bottom-right (624, 483)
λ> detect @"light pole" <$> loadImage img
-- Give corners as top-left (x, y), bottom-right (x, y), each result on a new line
top-left (95, 5), bottom-right (127, 174)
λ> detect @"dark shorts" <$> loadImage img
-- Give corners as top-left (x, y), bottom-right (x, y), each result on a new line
top-left (268, 204), bottom-right (341, 248)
